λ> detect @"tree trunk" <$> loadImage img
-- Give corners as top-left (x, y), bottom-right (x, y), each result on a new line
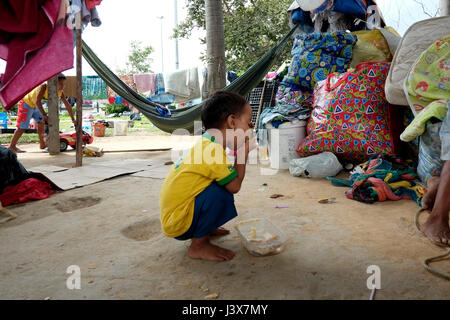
top-left (205, 0), bottom-right (226, 97)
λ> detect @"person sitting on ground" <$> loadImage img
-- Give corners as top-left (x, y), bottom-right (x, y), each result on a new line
top-left (420, 106), bottom-right (450, 246)
top-left (9, 73), bottom-right (77, 153)
top-left (159, 91), bottom-right (256, 262)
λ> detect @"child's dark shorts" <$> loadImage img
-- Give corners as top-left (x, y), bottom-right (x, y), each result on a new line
top-left (175, 182), bottom-right (237, 240)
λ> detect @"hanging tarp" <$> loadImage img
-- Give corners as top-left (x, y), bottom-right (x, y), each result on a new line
top-left (82, 75), bottom-right (107, 100)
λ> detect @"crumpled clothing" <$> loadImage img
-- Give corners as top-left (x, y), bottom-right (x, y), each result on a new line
top-left (257, 84), bottom-right (313, 145)
top-left (275, 83), bottom-right (313, 107)
top-left (86, 0), bottom-right (102, 10)
top-left (328, 155), bottom-right (425, 206)
top-left (258, 84), bottom-right (313, 128)
top-left (0, 146), bottom-right (32, 193)
top-left (155, 106), bottom-right (171, 118)
top-left (400, 99), bottom-right (448, 142)
top-left (69, 0), bottom-right (101, 28)
top-left (0, 178), bottom-right (56, 207)
top-left (147, 93), bottom-right (175, 105)
top-left (227, 71), bottom-right (239, 83)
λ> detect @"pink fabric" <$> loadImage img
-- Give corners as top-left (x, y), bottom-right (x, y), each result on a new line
top-left (266, 72), bottom-right (278, 80)
top-left (0, 0), bottom-right (60, 90)
top-left (133, 73), bottom-right (156, 95)
top-left (0, 0), bottom-right (73, 109)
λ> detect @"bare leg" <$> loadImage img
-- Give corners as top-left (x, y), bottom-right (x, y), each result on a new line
top-left (37, 122), bottom-right (46, 149)
top-left (209, 227), bottom-right (230, 237)
top-left (188, 236), bottom-right (235, 262)
top-left (422, 176), bottom-right (441, 210)
top-left (421, 161), bottom-right (450, 246)
top-left (9, 128), bottom-right (26, 153)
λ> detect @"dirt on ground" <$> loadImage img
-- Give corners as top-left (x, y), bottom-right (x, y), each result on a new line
top-left (0, 135), bottom-right (449, 300)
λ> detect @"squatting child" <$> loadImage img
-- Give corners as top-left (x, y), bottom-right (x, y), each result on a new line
top-left (159, 91), bottom-right (256, 261)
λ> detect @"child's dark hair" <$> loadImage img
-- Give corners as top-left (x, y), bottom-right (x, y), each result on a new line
top-left (201, 91), bottom-right (248, 130)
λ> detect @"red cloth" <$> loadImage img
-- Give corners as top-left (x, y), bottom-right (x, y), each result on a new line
top-left (108, 97), bottom-right (115, 104)
top-left (86, 0), bottom-right (102, 10)
top-left (0, 0), bottom-right (74, 109)
top-left (0, 178), bottom-right (56, 207)
top-left (122, 100), bottom-right (130, 107)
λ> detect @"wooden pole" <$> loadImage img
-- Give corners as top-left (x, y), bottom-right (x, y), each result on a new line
top-left (75, 12), bottom-right (83, 167)
top-left (47, 76), bottom-right (60, 155)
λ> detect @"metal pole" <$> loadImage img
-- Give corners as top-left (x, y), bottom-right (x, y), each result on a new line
top-left (174, 0), bottom-right (179, 70)
top-left (75, 12), bottom-right (83, 167)
top-left (158, 16), bottom-right (164, 73)
top-left (440, 0), bottom-right (450, 15)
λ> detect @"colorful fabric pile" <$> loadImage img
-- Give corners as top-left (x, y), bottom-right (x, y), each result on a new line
top-left (258, 83), bottom-right (313, 129)
top-left (328, 155), bottom-right (425, 206)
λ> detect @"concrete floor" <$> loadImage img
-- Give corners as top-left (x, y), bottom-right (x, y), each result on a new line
top-left (0, 135), bottom-right (449, 299)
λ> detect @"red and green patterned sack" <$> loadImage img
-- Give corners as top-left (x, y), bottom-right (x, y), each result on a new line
top-left (297, 62), bottom-right (396, 162)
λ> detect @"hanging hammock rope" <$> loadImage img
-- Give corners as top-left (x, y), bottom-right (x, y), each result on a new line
top-left (81, 25), bottom-right (299, 133)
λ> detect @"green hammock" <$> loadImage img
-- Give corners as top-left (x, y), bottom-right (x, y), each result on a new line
top-left (82, 25), bottom-right (298, 133)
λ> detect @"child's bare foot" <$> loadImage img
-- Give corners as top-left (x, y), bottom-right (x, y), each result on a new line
top-left (9, 146), bottom-right (26, 153)
top-left (421, 213), bottom-right (450, 247)
top-left (209, 227), bottom-right (230, 237)
top-left (188, 237), bottom-right (235, 261)
top-left (422, 176), bottom-right (440, 210)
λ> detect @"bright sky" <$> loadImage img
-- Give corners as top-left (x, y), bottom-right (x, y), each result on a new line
top-left (0, 0), bottom-right (442, 76)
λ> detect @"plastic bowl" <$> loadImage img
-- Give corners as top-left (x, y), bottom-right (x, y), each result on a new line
top-left (235, 218), bottom-right (286, 256)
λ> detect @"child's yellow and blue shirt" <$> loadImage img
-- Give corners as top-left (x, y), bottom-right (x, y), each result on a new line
top-left (159, 133), bottom-right (237, 237)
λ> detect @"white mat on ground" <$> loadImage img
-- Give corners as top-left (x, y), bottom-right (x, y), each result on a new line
top-left (28, 165), bottom-right (69, 173)
top-left (131, 164), bottom-right (172, 179)
top-left (29, 159), bottom-right (171, 190)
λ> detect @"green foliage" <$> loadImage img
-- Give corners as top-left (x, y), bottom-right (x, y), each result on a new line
top-left (117, 40), bottom-right (154, 75)
top-left (174, 0), bottom-right (292, 74)
top-left (106, 103), bottom-right (130, 114)
top-left (0, 103), bottom-right (18, 113)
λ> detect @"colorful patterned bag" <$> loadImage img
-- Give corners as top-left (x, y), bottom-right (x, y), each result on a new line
top-left (297, 62), bottom-right (396, 162)
top-left (283, 31), bottom-right (357, 91)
